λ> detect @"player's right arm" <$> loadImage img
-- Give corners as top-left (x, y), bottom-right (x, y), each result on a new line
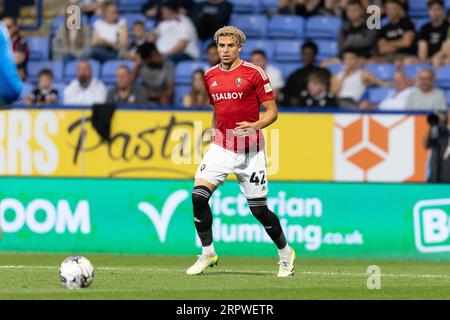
top-left (0, 22), bottom-right (22, 104)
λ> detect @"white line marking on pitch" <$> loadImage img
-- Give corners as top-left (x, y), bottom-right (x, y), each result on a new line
top-left (0, 265), bottom-right (449, 279)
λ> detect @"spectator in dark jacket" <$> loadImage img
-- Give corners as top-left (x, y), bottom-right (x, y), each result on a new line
top-left (283, 41), bottom-right (331, 106)
top-left (298, 70), bottom-right (337, 108)
top-left (190, 0), bottom-right (233, 41)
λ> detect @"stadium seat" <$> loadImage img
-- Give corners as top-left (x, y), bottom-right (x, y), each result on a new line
top-left (117, 0), bottom-right (147, 13)
top-left (229, 0), bottom-right (261, 13)
top-left (446, 90), bottom-right (450, 107)
top-left (174, 61), bottom-right (210, 85)
top-left (274, 40), bottom-right (303, 63)
top-left (261, 0), bottom-right (279, 13)
top-left (408, 0), bottom-right (429, 18)
top-left (446, 0), bottom-right (450, 10)
top-left (305, 16), bottom-right (342, 39)
top-left (316, 40), bottom-right (338, 61)
top-left (89, 14), bottom-right (102, 27)
top-left (26, 60), bottom-right (64, 84)
top-left (436, 65), bottom-right (450, 89)
top-left (401, 64), bottom-right (433, 79)
top-left (267, 15), bottom-right (304, 39)
top-left (52, 82), bottom-right (67, 104)
top-left (101, 60), bottom-right (136, 85)
top-left (175, 85), bottom-right (192, 106)
top-left (64, 59), bottom-right (101, 83)
top-left (13, 82), bottom-right (34, 105)
top-left (28, 36), bottom-right (50, 61)
top-left (413, 18), bottom-right (429, 32)
top-left (230, 14), bottom-right (269, 38)
top-left (368, 87), bottom-right (392, 105)
top-left (241, 39), bottom-right (275, 61)
top-left (364, 63), bottom-right (396, 81)
top-left (327, 63), bottom-right (343, 74)
top-left (271, 63), bottom-right (302, 81)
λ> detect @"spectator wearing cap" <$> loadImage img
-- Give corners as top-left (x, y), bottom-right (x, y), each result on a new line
top-left (147, 0), bottom-right (200, 64)
top-left (89, 1), bottom-right (128, 62)
top-left (418, 0), bottom-right (449, 64)
top-left (190, 0), bottom-right (233, 41)
top-left (406, 69), bottom-right (447, 111)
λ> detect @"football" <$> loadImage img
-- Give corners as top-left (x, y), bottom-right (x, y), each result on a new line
top-left (59, 256), bottom-right (95, 289)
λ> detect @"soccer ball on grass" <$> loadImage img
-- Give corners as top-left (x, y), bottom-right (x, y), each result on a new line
top-left (59, 256), bottom-right (95, 289)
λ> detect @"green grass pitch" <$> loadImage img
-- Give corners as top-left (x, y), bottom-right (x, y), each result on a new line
top-left (0, 253), bottom-right (449, 299)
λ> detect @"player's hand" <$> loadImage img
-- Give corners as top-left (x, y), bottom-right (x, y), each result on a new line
top-left (234, 121), bottom-right (259, 137)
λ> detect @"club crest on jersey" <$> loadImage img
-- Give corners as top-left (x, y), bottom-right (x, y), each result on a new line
top-left (236, 77), bottom-right (242, 87)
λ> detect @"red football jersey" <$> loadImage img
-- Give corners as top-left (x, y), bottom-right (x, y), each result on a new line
top-left (203, 60), bottom-right (275, 153)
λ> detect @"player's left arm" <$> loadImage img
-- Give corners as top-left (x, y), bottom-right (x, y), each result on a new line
top-left (235, 99), bottom-right (278, 131)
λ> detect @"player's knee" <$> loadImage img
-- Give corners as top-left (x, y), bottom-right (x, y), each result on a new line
top-left (248, 197), bottom-right (269, 218)
top-left (192, 185), bottom-right (212, 209)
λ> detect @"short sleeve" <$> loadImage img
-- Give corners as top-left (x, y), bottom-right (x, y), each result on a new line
top-left (252, 68), bottom-right (275, 103)
top-left (203, 75), bottom-right (214, 106)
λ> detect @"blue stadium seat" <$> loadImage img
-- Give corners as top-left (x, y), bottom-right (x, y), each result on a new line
top-left (26, 60), bottom-right (64, 84)
top-left (327, 63), bottom-right (343, 74)
top-left (118, 0), bottom-right (147, 13)
top-left (413, 18), bottom-right (429, 32)
top-left (64, 59), bottom-right (101, 83)
top-left (305, 16), bottom-right (342, 39)
top-left (230, 14), bottom-right (269, 38)
top-left (368, 87), bottom-right (392, 105)
top-left (28, 36), bottom-right (50, 61)
top-left (446, 90), bottom-right (450, 106)
top-left (261, 0), bottom-right (279, 13)
top-left (274, 40), bottom-right (303, 63)
top-left (52, 82), bottom-right (66, 104)
top-left (409, 0), bottom-right (429, 18)
top-left (241, 39), bottom-right (275, 61)
top-left (446, 0), bottom-right (450, 10)
top-left (364, 63), bottom-right (396, 81)
top-left (101, 60), bottom-right (136, 85)
top-left (175, 85), bottom-right (192, 106)
top-left (436, 65), bottom-right (450, 89)
top-left (267, 15), bottom-right (304, 39)
top-left (89, 14), bottom-right (102, 27)
top-left (401, 64), bottom-right (433, 79)
top-left (271, 63), bottom-right (302, 80)
top-left (175, 61), bottom-right (210, 85)
top-left (13, 82), bottom-right (34, 105)
top-left (229, 0), bottom-right (261, 13)
top-left (316, 40), bottom-right (338, 61)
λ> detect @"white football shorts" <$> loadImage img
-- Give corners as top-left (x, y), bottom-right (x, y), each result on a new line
top-left (195, 143), bottom-right (268, 199)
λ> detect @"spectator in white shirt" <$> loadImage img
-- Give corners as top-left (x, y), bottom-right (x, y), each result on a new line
top-left (250, 49), bottom-right (285, 99)
top-left (406, 69), bottom-right (447, 111)
top-left (378, 70), bottom-right (414, 111)
top-left (63, 60), bottom-right (107, 106)
top-left (147, 0), bottom-right (200, 64)
top-left (89, 1), bottom-right (128, 62)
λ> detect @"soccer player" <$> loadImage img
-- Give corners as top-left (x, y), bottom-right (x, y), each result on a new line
top-left (187, 26), bottom-right (295, 277)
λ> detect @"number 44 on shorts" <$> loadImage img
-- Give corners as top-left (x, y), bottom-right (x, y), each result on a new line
top-left (250, 171), bottom-right (266, 186)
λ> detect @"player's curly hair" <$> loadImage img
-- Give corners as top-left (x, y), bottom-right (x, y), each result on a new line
top-left (213, 26), bottom-right (247, 46)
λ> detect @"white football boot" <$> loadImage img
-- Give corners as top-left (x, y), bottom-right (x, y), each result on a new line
top-left (277, 248), bottom-right (296, 277)
top-left (186, 254), bottom-right (219, 275)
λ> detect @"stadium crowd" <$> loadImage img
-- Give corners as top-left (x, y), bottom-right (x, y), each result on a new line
top-left (1, 0), bottom-right (450, 111)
